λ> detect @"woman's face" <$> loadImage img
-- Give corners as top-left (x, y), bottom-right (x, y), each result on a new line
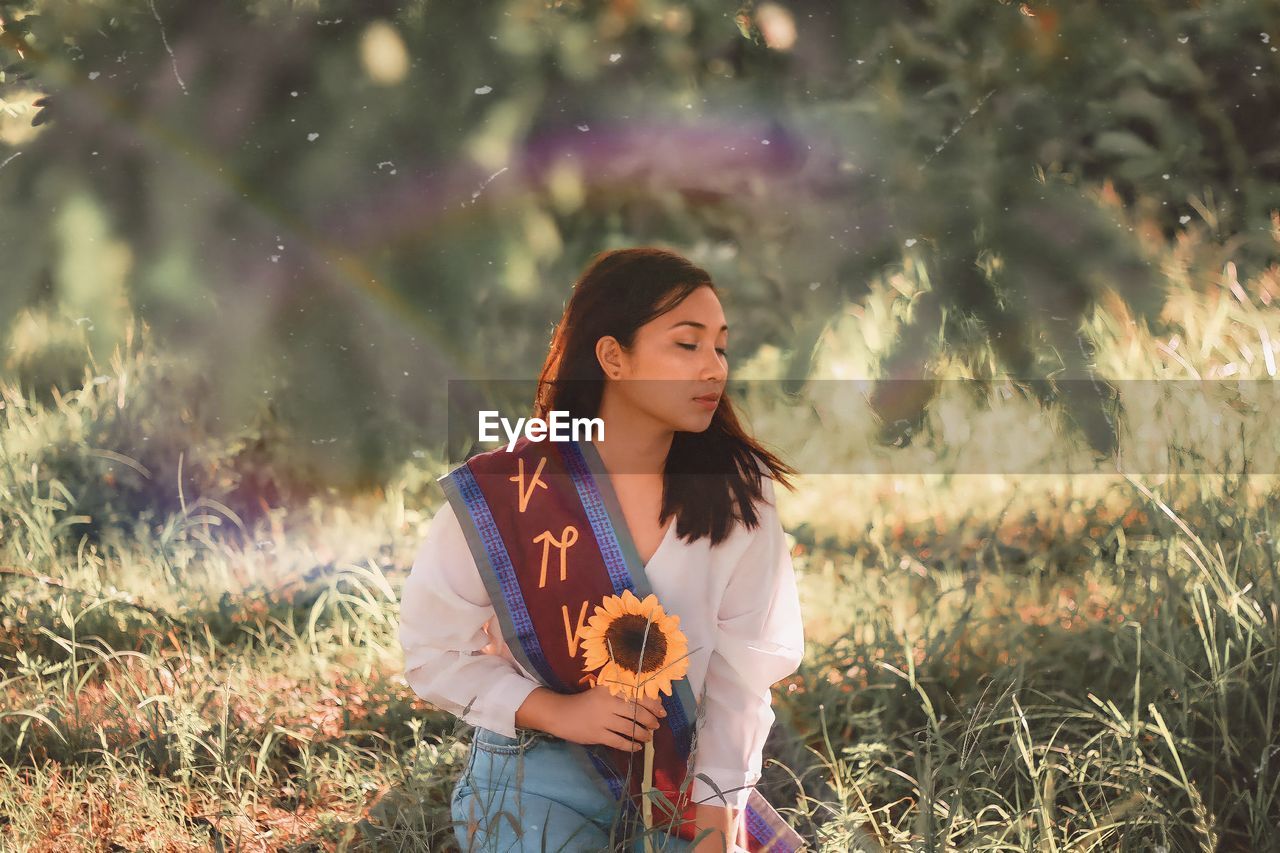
top-left (597, 284), bottom-right (729, 433)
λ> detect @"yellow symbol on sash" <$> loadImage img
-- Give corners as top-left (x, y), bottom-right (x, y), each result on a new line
top-left (534, 525), bottom-right (579, 589)
top-left (562, 600), bottom-right (590, 658)
top-left (509, 455), bottom-right (549, 513)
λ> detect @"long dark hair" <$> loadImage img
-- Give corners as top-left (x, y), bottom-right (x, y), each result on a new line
top-left (533, 246), bottom-right (796, 547)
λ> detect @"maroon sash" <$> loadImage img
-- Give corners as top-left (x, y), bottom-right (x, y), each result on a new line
top-left (438, 435), bottom-right (805, 851)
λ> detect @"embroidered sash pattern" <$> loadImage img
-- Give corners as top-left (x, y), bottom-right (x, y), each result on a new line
top-left (449, 464), bottom-right (564, 691)
top-left (560, 438), bottom-right (696, 757)
top-left (558, 438), bottom-right (634, 593)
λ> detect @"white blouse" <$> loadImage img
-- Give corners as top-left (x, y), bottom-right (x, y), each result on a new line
top-left (397, 471), bottom-right (805, 811)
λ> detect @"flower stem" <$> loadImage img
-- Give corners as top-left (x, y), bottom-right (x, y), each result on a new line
top-left (642, 738), bottom-right (655, 853)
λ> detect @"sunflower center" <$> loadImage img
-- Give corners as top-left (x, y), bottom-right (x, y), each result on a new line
top-left (605, 614), bottom-right (668, 674)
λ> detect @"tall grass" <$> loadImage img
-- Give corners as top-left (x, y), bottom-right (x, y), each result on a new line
top-left (2, 207), bottom-right (1279, 849)
top-left (738, 203), bottom-right (1280, 851)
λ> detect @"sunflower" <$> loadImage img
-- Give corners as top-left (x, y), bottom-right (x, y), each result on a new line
top-left (580, 588), bottom-right (690, 702)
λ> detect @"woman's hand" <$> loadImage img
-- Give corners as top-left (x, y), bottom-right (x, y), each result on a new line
top-left (545, 683), bottom-right (667, 750)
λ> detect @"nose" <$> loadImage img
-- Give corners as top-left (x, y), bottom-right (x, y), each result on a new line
top-left (702, 349), bottom-right (726, 384)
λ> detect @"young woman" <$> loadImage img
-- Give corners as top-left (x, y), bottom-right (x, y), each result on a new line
top-left (399, 247), bottom-right (807, 852)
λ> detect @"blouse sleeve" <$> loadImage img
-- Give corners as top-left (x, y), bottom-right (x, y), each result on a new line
top-left (690, 474), bottom-right (806, 811)
top-left (397, 499), bottom-right (544, 739)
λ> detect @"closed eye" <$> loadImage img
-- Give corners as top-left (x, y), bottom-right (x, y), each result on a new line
top-left (678, 343), bottom-right (728, 356)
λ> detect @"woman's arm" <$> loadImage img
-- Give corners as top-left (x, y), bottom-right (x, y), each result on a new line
top-left (398, 501), bottom-right (543, 737)
top-left (691, 802), bottom-right (747, 852)
top-left (690, 473), bottom-right (805, 815)
top-left (514, 685), bottom-right (565, 734)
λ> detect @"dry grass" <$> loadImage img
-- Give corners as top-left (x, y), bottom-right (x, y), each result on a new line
top-left (2, 205), bottom-right (1279, 850)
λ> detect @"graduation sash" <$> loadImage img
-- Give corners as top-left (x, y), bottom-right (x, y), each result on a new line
top-left (438, 434), bottom-right (806, 852)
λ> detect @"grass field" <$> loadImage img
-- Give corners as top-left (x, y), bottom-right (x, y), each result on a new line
top-left (3, 213), bottom-right (1279, 851)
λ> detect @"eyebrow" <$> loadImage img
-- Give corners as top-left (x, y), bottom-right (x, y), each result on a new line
top-left (668, 320), bottom-right (729, 332)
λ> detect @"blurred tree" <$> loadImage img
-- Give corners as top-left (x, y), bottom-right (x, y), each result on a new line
top-left (1, 0), bottom-right (1277, 482)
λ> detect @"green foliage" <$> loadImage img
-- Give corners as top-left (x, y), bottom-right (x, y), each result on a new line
top-left (2, 2), bottom-right (1280, 847)
top-left (778, 475), bottom-right (1279, 849)
top-left (1, 0), bottom-right (1277, 472)
top-left (2, 255), bottom-right (1278, 847)
top-left (0, 311), bottom-right (315, 549)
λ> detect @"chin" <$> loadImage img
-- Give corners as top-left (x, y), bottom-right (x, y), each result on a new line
top-left (676, 414), bottom-right (716, 433)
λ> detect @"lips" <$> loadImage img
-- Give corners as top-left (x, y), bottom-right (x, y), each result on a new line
top-left (693, 393), bottom-right (720, 408)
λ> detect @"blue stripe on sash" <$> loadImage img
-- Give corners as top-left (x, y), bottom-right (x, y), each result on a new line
top-left (747, 799), bottom-right (799, 852)
top-left (559, 440), bottom-right (695, 756)
top-left (449, 465), bottom-right (564, 691)
top-left (745, 804), bottom-right (771, 849)
top-left (558, 440), bottom-right (634, 593)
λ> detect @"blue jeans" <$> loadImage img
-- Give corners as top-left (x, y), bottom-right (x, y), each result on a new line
top-left (450, 726), bottom-right (694, 852)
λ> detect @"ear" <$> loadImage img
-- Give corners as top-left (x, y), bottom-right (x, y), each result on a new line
top-left (595, 335), bottom-right (624, 380)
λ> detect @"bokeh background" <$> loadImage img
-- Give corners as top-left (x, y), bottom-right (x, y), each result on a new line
top-left (2, 1), bottom-right (1279, 850)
